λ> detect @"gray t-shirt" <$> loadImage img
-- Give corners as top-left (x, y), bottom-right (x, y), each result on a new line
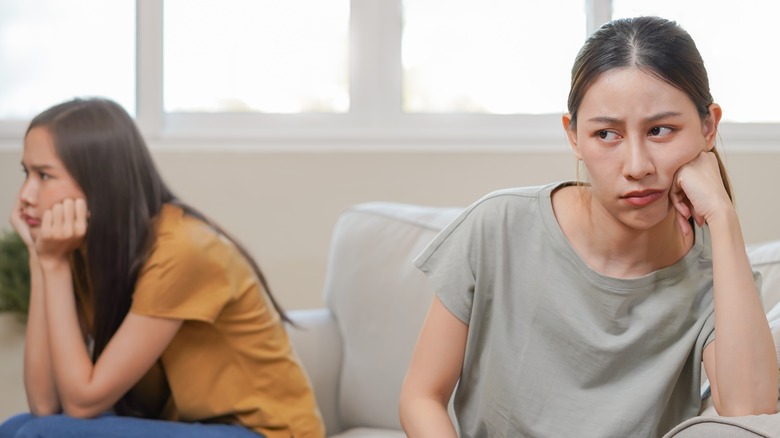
top-left (414, 182), bottom-right (717, 438)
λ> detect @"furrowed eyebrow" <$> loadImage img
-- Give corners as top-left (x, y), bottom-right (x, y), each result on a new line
top-left (645, 111), bottom-right (683, 123)
top-left (586, 116), bottom-right (622, 124)
top-left (586, 112), bottom-right (683, 125)
top-left (27, 164), bottom-right (55, 172)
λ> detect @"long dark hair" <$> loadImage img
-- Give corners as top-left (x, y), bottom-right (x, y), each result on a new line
top-left (567, 16), bottom-right (732, 199)
top-left (26, 97), bottom-right (290, 365)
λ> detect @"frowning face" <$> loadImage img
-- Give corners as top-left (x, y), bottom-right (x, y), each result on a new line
top-left (564, 67), bottom-right (718, 231)
top-left (18, 126), bottom-right (86, 239)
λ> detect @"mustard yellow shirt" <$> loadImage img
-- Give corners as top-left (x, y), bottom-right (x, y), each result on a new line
top-left (125, 204), bottom-right (324, 438)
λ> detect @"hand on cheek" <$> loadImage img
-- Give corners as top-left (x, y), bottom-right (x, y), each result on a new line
top-left (669, 151), bottom-right (730, 235)
top-left (9, 197), bottom-right (35, 249)
top-left (37, 198), bottom-right (89, 265)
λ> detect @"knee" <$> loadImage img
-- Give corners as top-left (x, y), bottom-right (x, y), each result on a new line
top-left (7, 414), bottom-right (64, 438)
top-left (0, 413), bottom-right (34, 438)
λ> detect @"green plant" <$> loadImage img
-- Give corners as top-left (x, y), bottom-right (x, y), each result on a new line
top-left (0, 230), bottom-right (30, 321)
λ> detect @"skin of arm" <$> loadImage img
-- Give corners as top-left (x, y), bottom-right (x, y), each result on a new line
top-left (10, 196), bottom-right (61, 415)
top-left (399, 296), bottom-right (467, 437)
top-left (673, 151), bottom-right (778, 416)
top-left (35, 198), bottom-right (184, 418)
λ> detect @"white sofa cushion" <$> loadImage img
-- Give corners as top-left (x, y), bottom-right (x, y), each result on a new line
top-left (286, 308), bottom-right (343, 434)
top-left (322, 202), bottom-right (461, 431)
top-left (663, 414), bottom-right (780, 437)
top-left (747, 239), bottom-right (780, 312)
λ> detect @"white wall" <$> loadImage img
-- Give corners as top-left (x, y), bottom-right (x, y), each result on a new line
top-left (2, 148), bottom-right (779, 310)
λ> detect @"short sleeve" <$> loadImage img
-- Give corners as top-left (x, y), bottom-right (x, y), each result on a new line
top-left (131, 207), bottom-right (233, 323)
top-left (413, 198), bottom-right (494, 325)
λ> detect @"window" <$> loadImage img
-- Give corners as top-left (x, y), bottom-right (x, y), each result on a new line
top-left (402, 0), bottom-right (585, 114)
top-left (0, 0), bottom-right (135, 119)
top-left (163, 0), bottom-right (349, 113)
top-left (612, 0), bottom-right (780, 123)
top-left (0, 0), bottom-right (777, 149)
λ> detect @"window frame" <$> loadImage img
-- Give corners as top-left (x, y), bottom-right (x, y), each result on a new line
top-left (1, 0), bottom-right (778, 152)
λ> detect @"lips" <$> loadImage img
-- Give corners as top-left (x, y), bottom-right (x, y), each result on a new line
top-left (621, 190), bottom-right (664, 207)
top-left (22, 213), bottom-right (40, 227)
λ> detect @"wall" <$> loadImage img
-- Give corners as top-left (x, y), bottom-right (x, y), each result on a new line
top-left (2, 148), bottom-right (780, 310)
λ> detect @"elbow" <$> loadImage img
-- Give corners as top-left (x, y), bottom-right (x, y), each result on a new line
top-left (61, 401), bottom-right (104, 419)
top-left (399, 383), bottom-right (426, 428)
top-left (715, 397), bottom-right (778, 417)
top-left (398, 383), bottom-right (448, 427)
top-left (398, 386), bottom-right (413, 425)
top-left (28, 401), bottom-right (61, 417)
top-left (398, 396), bottom-right (421, 434)
top-left (26, 391), bottom-right (62, 417)
top-left (60, 393), bottom-right (106, 419)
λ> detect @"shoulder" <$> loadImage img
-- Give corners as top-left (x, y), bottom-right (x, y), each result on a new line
top-left (132, 205), bottom-right (240, 321)
top-left (145, 204), bottom-right (228, 274)
top-left (460, 182), bottom-right (564, 225)
top-left (417, 182), bottom-right (563, 261)
top-left (478, 182), bottom-right (559, 203)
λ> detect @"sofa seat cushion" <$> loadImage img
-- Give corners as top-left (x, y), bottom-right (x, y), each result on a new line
top-left (663, 414), bottom-right (780, 437)
top-left (329, 428), bottom-right (406, 438)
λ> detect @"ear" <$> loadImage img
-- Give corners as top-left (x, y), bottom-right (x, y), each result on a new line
top-left (703, 103), bottom-right (722, 151)
top-left (562, 113), bottom-right (581, 160)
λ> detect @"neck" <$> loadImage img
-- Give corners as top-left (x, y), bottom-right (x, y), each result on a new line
top-left (554, 186), bottom-right (694, 279)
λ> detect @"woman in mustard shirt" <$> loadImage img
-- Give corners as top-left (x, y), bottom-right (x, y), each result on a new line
top-left (0, 98), bottom-right (324, 438)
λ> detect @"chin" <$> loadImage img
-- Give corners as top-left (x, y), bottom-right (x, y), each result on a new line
top-left (623, 209), bottom-right (675, 232)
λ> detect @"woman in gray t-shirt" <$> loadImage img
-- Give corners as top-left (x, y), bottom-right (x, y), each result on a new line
top-left (400, 16), bottom-right (777, 438)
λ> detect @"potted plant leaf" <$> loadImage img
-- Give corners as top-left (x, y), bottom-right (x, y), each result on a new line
top-left (0, 230), bottom-right (29, 322)
top-left (0, 229), bottom-right (29, 421)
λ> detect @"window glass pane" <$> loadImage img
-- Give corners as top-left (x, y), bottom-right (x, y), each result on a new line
top-left (164, 0), bottom-right (349, 114)
top-left (0, 0), bottom-right (136, 119)
top-left (402, 0), bottom-right (586, 114)
top-left (612, 0), bottom-right (780, 123)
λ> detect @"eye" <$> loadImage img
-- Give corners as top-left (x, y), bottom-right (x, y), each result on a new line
top-left (648, 126), bottom-right (673, 137)
top-left (596, 130), bottom-right (620, 141)
top-left (39, 172), bottom-right (51, 181)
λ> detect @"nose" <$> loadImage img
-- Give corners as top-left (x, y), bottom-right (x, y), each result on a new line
top-left (18, 177), bottom-right (37, 207)
top-left (623, 136), bottom-right (655, 180)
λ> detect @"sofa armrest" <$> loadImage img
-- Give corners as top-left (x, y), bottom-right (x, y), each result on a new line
top-left (287, 308), bottom-right (344, 435)
top-left (662, 413), bottom-right (780, 437)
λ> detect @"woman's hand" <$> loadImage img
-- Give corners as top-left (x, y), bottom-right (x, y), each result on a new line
top-left (669, 151), bottom-right (732, 236)
top-left (35, 198), bottom-right (88, 268)
top-left (9, 196), bottom-right (36, 250)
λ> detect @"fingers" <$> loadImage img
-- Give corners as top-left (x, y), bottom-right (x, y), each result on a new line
top-left (693, 212), bottom-right (706, 227)
top-left (670, 190), bottom-right (692, 236)
top-left (42, 199), bottom-right (88, 237)
top-left (674, 150), bottom-right (732, 229)
top-left (41, 208), bottom-right (54, 237)
top-left (74, 199), bottom-right (88, 236)
top-left (670, 189), bottom-right (690, 219)
top-left (37, 199), bottom-right (89, 257)
top-left (676, 210), bottom-right (692, 237)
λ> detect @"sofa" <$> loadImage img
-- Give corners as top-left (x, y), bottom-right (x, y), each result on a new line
top-left (287, 201), bottom-right (780, 437)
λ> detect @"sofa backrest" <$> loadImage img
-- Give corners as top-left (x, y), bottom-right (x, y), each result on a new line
top-left (747, 239), bottom-right (780, 313)
top-left (319, 200), bottom-right (780, 432)
top-left (322, 202), bottom-right (461, 431)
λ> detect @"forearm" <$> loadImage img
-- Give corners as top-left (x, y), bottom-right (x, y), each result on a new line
top-left (40, 260), bottom-right (103, 416)
top-left (708, 209), bottom-right (777, 414)
top-left (400, 296), bottom-right (465, 436)
top-left (23, 254), bottom-right (61, 415)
